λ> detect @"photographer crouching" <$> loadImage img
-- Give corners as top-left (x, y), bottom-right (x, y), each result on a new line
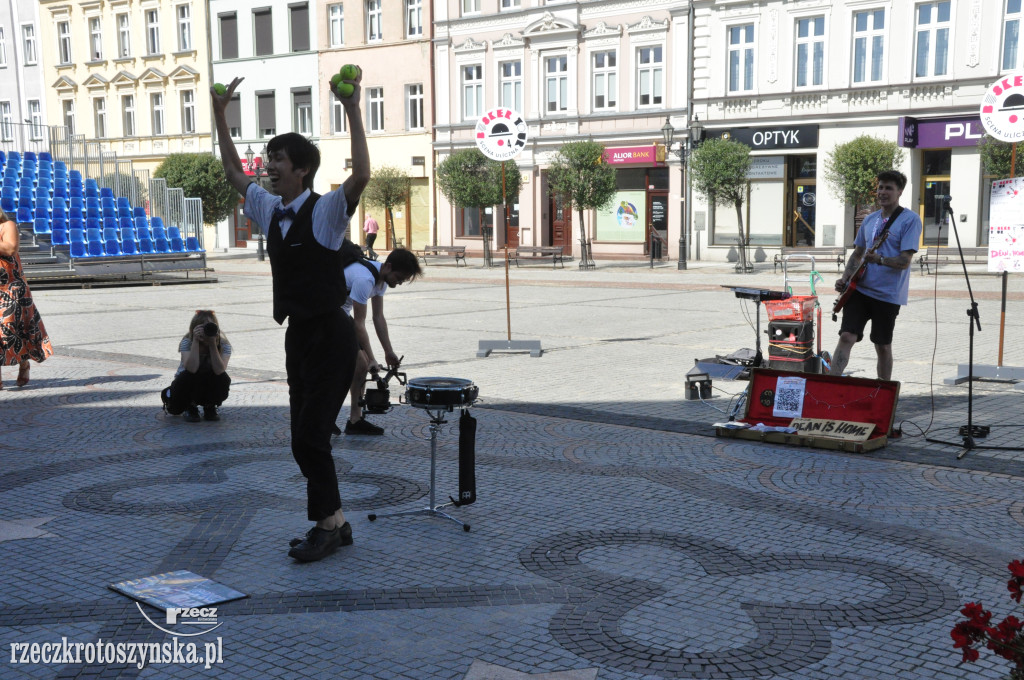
top-left (161, 310), bottom-right (232, 422)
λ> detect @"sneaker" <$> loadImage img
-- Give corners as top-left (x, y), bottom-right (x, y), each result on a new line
top-left (183, 406), bottom-right (201, 423)
top-left (203, 405), bottom-right (220, 421)
top-left (345, 418), bottom-right (384, 436)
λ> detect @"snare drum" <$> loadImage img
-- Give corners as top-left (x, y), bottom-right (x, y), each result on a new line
top-left (405, 377), bottom-right (479, 410)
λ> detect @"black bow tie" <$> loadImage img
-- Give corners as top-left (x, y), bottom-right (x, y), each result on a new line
top-left (273, 206), bottom-right (296, 221)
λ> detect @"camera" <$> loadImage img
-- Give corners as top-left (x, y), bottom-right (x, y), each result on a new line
top-left (203, 322), bottom-right (219, 337)
top-left (360, 362), bottom-right (406, 415)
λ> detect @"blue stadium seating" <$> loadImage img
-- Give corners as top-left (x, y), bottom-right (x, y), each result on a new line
top-left (39, 152), bottom-right (51, 162)
top-left (70, 241), bottom-right (87, 258)
top-left (170, 236), bottom-right (184, 252)
top-left (185, 236), bottom-right (203, 252)
top-left (154, 238), bottom-right (171, 253)
top-left (33, 217), bottom-right (50, 234)
top-left (99, 187), bottom-right (114, 199)
top-left (121, 239), bottom-right (137, 255)
top-left (87, 240), bottom-right (104, 257)
top-left (51, 216), bottom-right (67, 233)
top-left (102, 227), bottom-right (118, 242)
top-left (69, 217), bottom-right (83, 231)
top-left (168, 226), bottom-right (182, 240)
top-left (105, 240), bottom-right (121, 256)
top-left (23, 151), bottom-right (35, 161)
top-left (1, 196), bottom-right (14, 213)
top-left (69, 228), bottom-right (84, 243)
top-left (51, 228), bottom-right (68, 245)
top-left (139, 238), bottom-right (155, 254)
top-left (133, 206), bottom-right (146, 218)
top-left (16, 206), bottom-right (31, 223)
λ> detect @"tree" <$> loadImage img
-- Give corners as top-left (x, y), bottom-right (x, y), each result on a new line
top-left (361, 166), bottom-right (411, 248)
top-left (546, 140), bottom-right (617, 248)
top-left (823, 135), bottom-right (905, 212)
top-left (688, 137), bottom-right (752, 239)
top-left (436, 148), bottom-right (522, 241)
top-left (979, 135), bottom-right (1022, 179)
top-left (154, 153), bottom-right (239, 225)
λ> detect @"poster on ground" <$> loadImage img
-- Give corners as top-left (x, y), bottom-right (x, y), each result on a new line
top-left (988, 177), bottom-right (1024, 272)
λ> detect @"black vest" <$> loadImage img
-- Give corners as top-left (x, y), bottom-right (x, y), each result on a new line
top-left (266, 193), bottom-right (346, 325)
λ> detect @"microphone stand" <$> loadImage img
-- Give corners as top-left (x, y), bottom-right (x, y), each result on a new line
top-left (924, 197), bottom-right (987, 459)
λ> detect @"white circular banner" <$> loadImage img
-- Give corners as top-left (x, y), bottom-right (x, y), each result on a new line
top-left (980, 73), bottom-right (1024, 142)
top-left (475, 108), bottom-right (528, 161)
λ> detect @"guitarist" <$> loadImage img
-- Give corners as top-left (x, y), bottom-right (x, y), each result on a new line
top-left (830, 170), bottom-right (922, 381)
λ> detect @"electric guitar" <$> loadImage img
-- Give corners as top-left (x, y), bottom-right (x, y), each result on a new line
top-left (831, 207), bottom-right (902, 321)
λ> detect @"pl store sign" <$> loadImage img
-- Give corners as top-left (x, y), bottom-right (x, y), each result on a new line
top-left (980, 73), bottom-right (1024, 142)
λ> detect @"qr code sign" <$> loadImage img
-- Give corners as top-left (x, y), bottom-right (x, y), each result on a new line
top-left (772, 377), bottom-right (806, 418)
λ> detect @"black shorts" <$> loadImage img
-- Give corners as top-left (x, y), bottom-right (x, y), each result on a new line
top-left (839, 289), bottom-right (901, 345)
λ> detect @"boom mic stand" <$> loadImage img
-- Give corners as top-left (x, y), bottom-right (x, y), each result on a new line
top-left (924, 197), bottom-right (987, 459)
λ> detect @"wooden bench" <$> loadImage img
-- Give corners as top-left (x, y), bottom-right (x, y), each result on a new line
top-left (509, 245), bottom-right (567, 268)
top-left (416, 245), bottom-right (466, 266)
top-left (918, 246), bottom-right (989, 274)
top-left (773, 246), bottom-right (847, 274)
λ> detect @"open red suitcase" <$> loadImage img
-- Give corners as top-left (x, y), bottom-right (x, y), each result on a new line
top-left (715, 368), bottom-right (901, 453)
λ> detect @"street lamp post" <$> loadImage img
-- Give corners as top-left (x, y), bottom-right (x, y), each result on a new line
top-left (661, 116), bottom-right (704, 271)
top-left (245, 144), bottom-right (268, 261)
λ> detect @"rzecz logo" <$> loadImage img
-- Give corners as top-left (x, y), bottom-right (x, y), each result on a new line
top-left (136, 605), bottom-right (222, 637)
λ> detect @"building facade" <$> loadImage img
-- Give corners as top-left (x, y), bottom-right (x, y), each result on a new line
top-left (0, 1), bottom-right (48, 155)
top-left (37, 0), bottom-right (212, 176)
top-left (691, 0), bottom-right (1010, 262)
top-left (433, 1), bottom-right (688, 260)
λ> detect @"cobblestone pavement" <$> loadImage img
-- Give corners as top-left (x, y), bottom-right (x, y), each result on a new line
top-left (1, 254), bottom-right (1022, 679)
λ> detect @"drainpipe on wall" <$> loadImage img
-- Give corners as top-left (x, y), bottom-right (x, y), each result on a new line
top-left (428, 0), bottom-right (438, 247)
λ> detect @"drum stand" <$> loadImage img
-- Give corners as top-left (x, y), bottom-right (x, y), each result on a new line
top-left (368, 408), bottom-right (470, 532)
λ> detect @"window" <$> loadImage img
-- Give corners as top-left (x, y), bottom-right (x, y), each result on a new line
top-left (637, 47), bottom-right (662, 107)
top-left (915, 1), bottom-right (951, 78)
top-left (406, 0), bottom-right (422, 37)
top-left (367, 86), bottom-right (384, 132)
top-left (151, 93), bottom-right (164, 135)
top-left (177, 5), bottom-right (192, 51)
top-left (546, 55), bottom-right (568, 113)
top-left (0, 27), bottom-right (6, 67)
top-left (293, 88), bottom-right (312, 134)
top-left (853, 9), bottom-right (885, 83)
top-left (406, 83), bottom-right (424, 129)
top-left (218, 13), bottom-right (237, 59)
top-left (94, 98), bottom-right (106, 138)
top-left (257, 92), bottom-right (276, 137)
top-left (290, 3), bottom-right (309, 52)
top-left (795, 17), bottom-right (824, 87)
top-left (501, 0), bottom-right (521, 8)
top-left (0, 102), bottom-right (13, 141)
top-left (728, 24), bottom-right (755, 92)
top-left (457, 207), bottom-right (491, 237)
top-left (462, 64), bottom-right (483, 119)
top-left (89, 17), bottom-right (102, 60)
top-left (63, 100), bottom-right (75, 136)
top-left (462, 0), bottom-right (480, 14)
top-left (146, 9), bottom-right (160, 55)
top-left (22, 24), bottom-right (37, 64)
top-left (117, 13), bottom-right (131, 57)
top-left (28, 100), bottom-right (42, 140)
top-left (1004, 0), bottom-right (1022, 70)
top-left (328, 4), bottom-right (344, 47)
top-left (254, 9), bottom-right (272, 56)
top-left (181, 90), bottom-right (195, 133)
top-left (122, 94), bottom-right (135, 136)
top-left (57, 21), bottom-right (72, 65)
top-left (331, 98), bottom-right (347, 133)
top-left (226, 95), bottom-right (240, 138)
top-left (499, 60), bottom-right (522, 112)
top-left (592, 51), bottom-right (616, 110)
top-left (367, 0), bottom-right (382, 41)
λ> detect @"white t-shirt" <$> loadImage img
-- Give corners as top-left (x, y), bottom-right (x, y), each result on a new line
top-left (342, 259), bottom-right (386, 316)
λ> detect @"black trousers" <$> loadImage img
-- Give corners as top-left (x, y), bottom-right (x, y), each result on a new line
top-left (364, 232), bottom-right (377, 250)
top-left (285, 310), bottom-right (357, 522)
top-left (164, 369), bottom-right (230, 414)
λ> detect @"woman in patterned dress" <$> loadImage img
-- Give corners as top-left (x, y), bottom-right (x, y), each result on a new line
top-left (0, 209), bottom-right (53, 388)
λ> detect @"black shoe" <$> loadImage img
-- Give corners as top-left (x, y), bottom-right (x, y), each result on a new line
top-left (203, 405), bottom-right (220, 421)
top-left (287, 523), bottom-right (350, 562)
top-left (289, 521), bottom-right (352, 548)
top-left (331, 423), bottom-right (342, 436)
top-left (345, 418), bottom-right (384, 436)
top-left (183, 406), bottom-right (201, 423)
